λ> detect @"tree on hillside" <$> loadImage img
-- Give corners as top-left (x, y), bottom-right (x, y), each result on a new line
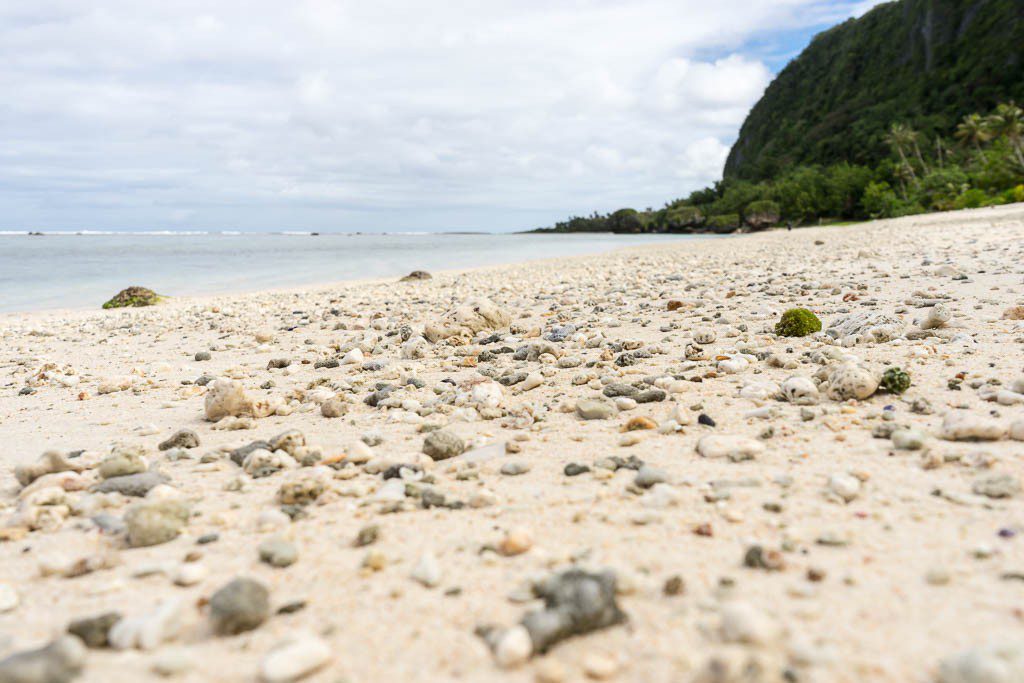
top-left (955, 113), bottom-right (992, 152)
top-left (988, 102), bottom-right (1024, 167)
top-left (885, 124), bottom-right (920, 182)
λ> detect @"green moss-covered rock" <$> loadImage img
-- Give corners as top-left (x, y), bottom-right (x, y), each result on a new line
top-left (775, 308), bottom-right (822, 337)
top-left (706, 214), bottom-right (740, 234)
top-left (102, 286), bottom-right (163, 310)
top-left (880, 366), bottom-right (911, 394)
top-left (744, 200), bottom-right (781, 230)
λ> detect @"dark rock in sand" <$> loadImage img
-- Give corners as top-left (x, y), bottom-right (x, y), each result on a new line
top-left (520, 569), bottom-right (626, 654)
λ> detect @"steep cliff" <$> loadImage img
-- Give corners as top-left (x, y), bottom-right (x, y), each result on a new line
top-left (724, 0), bottom-right (1024, 180)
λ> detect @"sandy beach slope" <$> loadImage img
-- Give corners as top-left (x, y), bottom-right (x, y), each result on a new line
top-left (1, 204), bottom-right (1024, 683)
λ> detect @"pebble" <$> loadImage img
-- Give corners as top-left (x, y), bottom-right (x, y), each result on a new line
top-left (259, 537), bottom-right (299, 568)
top-left (68, 612), bottom-right (122, 648)
top-left (210, 577), bottom-right (271, 635)
top-left (498, 528), bottom-right (533, 556)
top-left (828, 473), bottom-right (861, 502)
top-left (124, 499), bottom-right (190, 547)
top-left (0, 583), bottom-right (18, 613)
top-left (493, 625), bottom-right (532, 668)
top-left (696, 435), bottom-right (764, 462)
top-left (0, 636), bottom-right (85, 683)
top-left (891, 428), bottom-right (927, 450)
top-left (108, 598), bottom-right (186, 650)
top-left (634, 465), bottom-right (667, 488)
top-left (173, 562), bottom-right (208, 586)
top-left (158, 429), bottom-right (200, 450)
top-left (938, 642), bottom-right (1024, 683)
top-left (576, 397), bottom-right (618, 420)
top-left (260, 633), bottom-right (332, 682)
top-left (500, 461), bottom-right (530, 476)
top-left (411, 552), bottom-right (442, 588)
top-left (972, 473), bottom-right (1020, 499)
top-left (940, 412), bottom-right (1006, 441)
top-left (422, 430), bottom-right (466, 460)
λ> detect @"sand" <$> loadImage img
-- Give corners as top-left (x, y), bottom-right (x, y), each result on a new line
top-left (1, 204), bottom-right (1024, 683)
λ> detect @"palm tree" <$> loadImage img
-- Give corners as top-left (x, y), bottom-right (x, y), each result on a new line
top-left (955, 113), bottom-right (992, 152)
top-left (987, 102), bottom-right (1024, 166)
top-left (885, 123), bottom-right (919, 182)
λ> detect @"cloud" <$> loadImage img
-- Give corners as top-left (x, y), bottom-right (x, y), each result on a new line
top-left (0, 0), bottom-right (885, 231)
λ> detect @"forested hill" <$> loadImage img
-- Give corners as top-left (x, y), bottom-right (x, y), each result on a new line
top-left (724, 0), bottom-right (1024, 181)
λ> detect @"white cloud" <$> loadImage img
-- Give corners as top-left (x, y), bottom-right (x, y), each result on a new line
top-left (0, 0), bottom-right (885, 230)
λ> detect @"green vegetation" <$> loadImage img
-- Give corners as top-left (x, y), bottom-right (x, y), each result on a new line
top-left (535, 0), bottom-right (1023, 235)
top-left (880, 367), bottom-right (912, 395)
top-left (725, 0), bottom-right (1024, 181)
top-left (774, 308), bottom-right (822, 337)
top-left (102, 286), bottom-right (164, 309)
top-left (536, 102), bottom-right (1024, 234)
top-left (706, 214), bottom-right (740, 233)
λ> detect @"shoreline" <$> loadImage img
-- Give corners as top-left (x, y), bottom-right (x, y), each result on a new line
top-left (2, 203), bottom-right (1024, 682)
top-left (0, 233), bottom-right (716, 321)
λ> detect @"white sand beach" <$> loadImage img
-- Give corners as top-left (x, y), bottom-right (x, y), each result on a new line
top-left (2, 204), bottom-right (1024, 683)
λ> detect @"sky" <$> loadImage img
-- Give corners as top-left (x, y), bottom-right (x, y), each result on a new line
top-left (0, 0), bottom-right (886, 232)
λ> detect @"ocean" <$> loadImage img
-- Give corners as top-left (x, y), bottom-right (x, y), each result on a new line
top-left (0, 232), bottom-right (706, 313)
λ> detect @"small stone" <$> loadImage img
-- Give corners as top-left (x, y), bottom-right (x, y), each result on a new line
top-left (937, 642), bottom-right (1024, 683)
top-left (210, 578), bottom-right (270, 636)
top-left (152, 648), bottom-right (193, 677)
top-left (564, 463), bottom-right (590, 477)
top-left (972, 473), bottom-right (1021, 499)
top-left (634, 466), bottom-right (667, 489)
top-left (582, 652), bottom-right (619, 679)
top-left (159, 429), bottom-right (199, 451)
top-left (826, 363), bottom-right (879, 401)
top-left (320, 397), bottom-right (347, 418)
top-left (0, 583), bottom-right (18, 613)
top-left (494, 625), bottom-right (532, 668)
top-left (94, 471), bottom-right (169, 497)
top-left (576, 398), bottom-right (618, 420)
top-left (743, 545), bottom-right (786, 571)
top-left (422, 430), bottom-right (466, 461)
top-left (696, 435), bottom-right (764, 462)
top-left (623, 416), bottom-right (657, 431)
top-left (0, 636), bottom-right (85, 683)
top-left (173, 563), bottom-right (207, 587)
top-left (499, 528), bottom-right (533, 556)
top-left (98, 448), bottom-right (147, 479)
top-left (719, 601), bottom-right (776, 645)
top-left (259, 537), bottom-right (299, 568)
top-left (125, 499), bottom-right (190, 548)
top-left (411, 553), bottom-right (442, 588)
top-left (67, 612), bottom-right (122, 648)
top-left (828, 473), bottom-right (861, 503)
top-left (891, 429), bottom-right (926, 450)
top-left (260, 633), bottom-right (332, 682)
top-left (354, 524), bottom-right (380, 547)
top-left (500, 461), bottom-right (530, 476)
top-left (520, 569), bottom-right (626, 653)
top-left (108, 599), bottom-right (186, 650)
top-left (940, 412), bottom-right (1006, 441)
top-left (663, 575), bottom-right (685, 596)
top-left (780, 376), bottom-right (819, 405)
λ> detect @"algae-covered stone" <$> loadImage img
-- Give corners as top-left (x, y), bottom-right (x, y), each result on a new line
top-left (775, 308), bottom-right (822, 337)
top-left (102, 286), bottom-right (162, 309)
top-left (880, 367), bottom-right (911, 394)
